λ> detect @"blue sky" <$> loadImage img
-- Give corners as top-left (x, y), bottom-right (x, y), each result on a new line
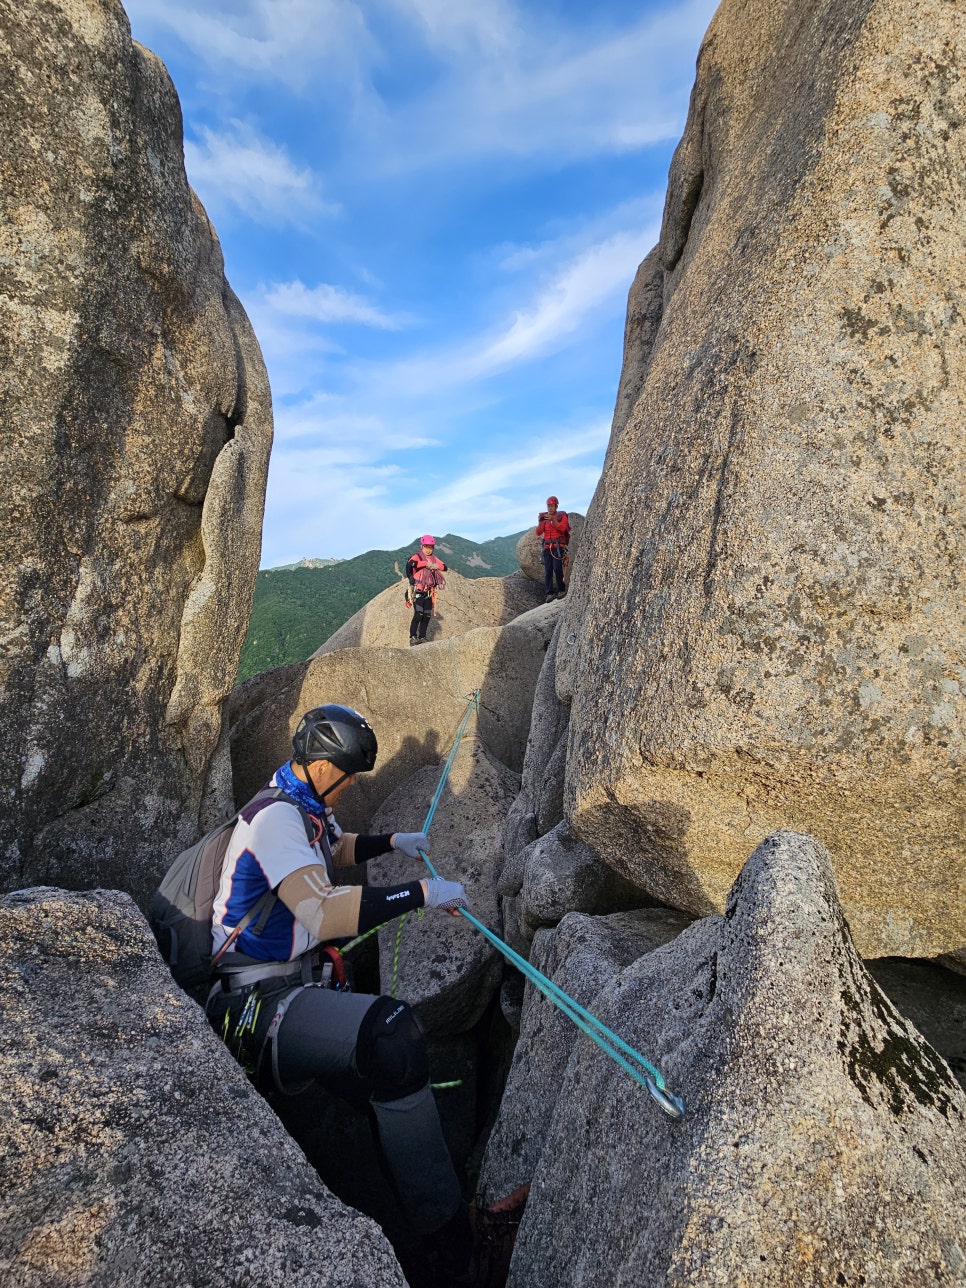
top-left (123, 0), bottom-right (718, 565)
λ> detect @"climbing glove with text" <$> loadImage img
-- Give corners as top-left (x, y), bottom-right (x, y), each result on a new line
top-left (423, 879), bottom-right (469, 913)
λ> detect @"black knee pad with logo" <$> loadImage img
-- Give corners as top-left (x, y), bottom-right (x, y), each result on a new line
top-left (356, 996), bottom-right (430, 1101)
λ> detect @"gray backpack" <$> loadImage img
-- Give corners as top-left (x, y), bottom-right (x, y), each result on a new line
top-left (150, 787), bottom-right (315, 1001)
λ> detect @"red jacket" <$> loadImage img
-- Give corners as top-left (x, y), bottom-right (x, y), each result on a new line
top-left (536, 511), bottom-right (570, 549)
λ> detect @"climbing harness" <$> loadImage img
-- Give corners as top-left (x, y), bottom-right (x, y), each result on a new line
top-left (409, 553), bottom-right (446, 617)
top-left (547, 539), bottom-right (570, 586)
top-left (343, 691), bottom-right (686, 1120)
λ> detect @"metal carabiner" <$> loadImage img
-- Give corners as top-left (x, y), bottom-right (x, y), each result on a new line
top-left (645, 1076), bottom-right (686, 1120)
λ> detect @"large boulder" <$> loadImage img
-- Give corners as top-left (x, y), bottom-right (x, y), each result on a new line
top-left (515, 513), bottom-right (585, 584)
top-left (503, 832), bottom-right (966, 1286)
top-left (230, 604), bottom-right (561, 835)
top-left (368, 731), bottom-right (519, 1035)
top-left (498, 820), bottom-right (654, 956)
top-left (478, 906), bottom-right (693, 1207)
top-left (0, 887), bottom-right (404, 1287)
top-left (315, 571), bottom-right (544, 653)
top-left (0, 1), bottom-right (272, 906)
top-left (556, 0), bottom-right (966, 959)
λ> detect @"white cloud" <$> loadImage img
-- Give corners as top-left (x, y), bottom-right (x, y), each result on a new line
top-left (263, 281), bottom-right (409, 329)
top-left (184, 122), bottom-right (336, 225)
top-left (260, 418), bottom-right (609, 564)
top-left (367, 210), bottom-right (661, 397)
top-left (128, 0), bottom-right (716, 168)
top-left (242, 278), bottom-right (414, 399)
top-left (383, 0), bottom-right (521, 57)
top-left (126, 0), bottom-right (373, 93)
top-left (471, 229), bottom-right (650, 373)
top-left (369, 0), bottom-right (718, 169)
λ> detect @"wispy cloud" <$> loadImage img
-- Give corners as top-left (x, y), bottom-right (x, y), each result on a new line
top-left (260, 418), bottom-right (609, 565)
top-left (184, 122), bottom-right (336, 225)
top-left (127, 0), bottom-right (373, 93)
top-left (263, 281), bottom-right (409, 329)
top-left (362, 210), bottom-right (661, 396)
top-left (379, 0), bottom-right (714, 168)
top-left (128, 0), bottom-right (715, 167)
top-left (471, 229), bottom-right (651, 373)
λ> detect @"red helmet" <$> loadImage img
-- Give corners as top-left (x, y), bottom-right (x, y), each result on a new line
top-left (546, 496), bottom-right (559, 507)
top-left (420, 534), bottom-right (435, 546)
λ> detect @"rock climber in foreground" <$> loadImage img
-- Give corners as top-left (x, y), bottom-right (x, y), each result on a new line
top-left (406, 534), bottom-right (448, 645)
top-left (535, 496), bottom-right (570, 602)
top-left (206, 704), bottom-right (475, 1284)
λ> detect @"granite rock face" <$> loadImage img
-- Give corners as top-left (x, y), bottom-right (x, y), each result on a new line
top-left (500, 623), bottom-right (570, 863)
top-left (230, 604), bottom-right (561, 835)
top-left (505, 833), bottom-right (966, 1287)
top-left (369, 733), bottom-right (519, 1035)
top-left (0, 1), bottom-right (272, 905)
top-left (0, 887), bottom-right (404, 1287)
top-left (556, 0), bottom-right (966, 958)
top-left (515, 512), bottom-right (585, 585)
top-left (315, 571), bottom-right (544, 653)
top-left (499, 820), bottom-right (653, 956)
top-left (478, 906), bottom-right (693, 1207)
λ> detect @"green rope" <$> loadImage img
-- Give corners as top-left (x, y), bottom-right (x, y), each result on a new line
top-left (390, 912), bottom-right (407, 998)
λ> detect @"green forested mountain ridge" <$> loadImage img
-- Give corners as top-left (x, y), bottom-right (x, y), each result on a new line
top-left (238, 531), bottom-right (527, 682)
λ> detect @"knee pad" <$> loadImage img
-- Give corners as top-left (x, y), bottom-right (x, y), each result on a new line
top-left (356, 996), bottom-right (429, 1100)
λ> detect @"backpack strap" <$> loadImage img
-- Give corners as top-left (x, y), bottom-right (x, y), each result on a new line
top-left (211, 786), bottom-right (319, 970)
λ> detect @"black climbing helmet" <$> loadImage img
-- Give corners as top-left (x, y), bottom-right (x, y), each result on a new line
top-left (292, 704), bottom-right (378, 774)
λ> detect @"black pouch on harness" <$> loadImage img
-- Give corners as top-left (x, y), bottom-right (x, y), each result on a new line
top-left (149, 787), bottom-right (316, 1004)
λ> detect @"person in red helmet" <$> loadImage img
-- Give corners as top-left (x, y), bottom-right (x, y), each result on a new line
top-left (535, 496), bottom-right (570, 601)
top-left (405, 534), bottom-right (448, 645)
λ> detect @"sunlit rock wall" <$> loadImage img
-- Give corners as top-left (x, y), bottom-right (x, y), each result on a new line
top-left (556, 0), bottom-right (965, 958)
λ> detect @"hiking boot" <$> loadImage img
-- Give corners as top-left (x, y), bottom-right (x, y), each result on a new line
top-left (416, 1203), bottom-right (475, 1288)
top-left (410, 636), bottom-right (419, 646)
top-left (467, 1184), bottom-right (530, 1288)
top-left (557, 587), bottom-right (567, 599)
top-left (545, 593), bottom-right (555, 603)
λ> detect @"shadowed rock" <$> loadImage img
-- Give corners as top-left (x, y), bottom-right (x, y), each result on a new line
top-left (478, 906), bottom-right (692, 1206)
top-left (0, 1), bottom-right (272, 905)
top-left (498, 820), bottom-right (655, 956)
top-left (0, 888), bottom-right (404, 1287)
top-left (503, 832), bottom-right (966, 1287)
top-left (501, 623), bottom-right (570, 863)
top-left (555, 0), bottom-right (966, 959)
top-left (368, 732), bottom-right (518, 1035)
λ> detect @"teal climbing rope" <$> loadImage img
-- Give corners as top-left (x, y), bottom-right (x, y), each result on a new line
top-left (344, 690), bottom-right (685, 1119)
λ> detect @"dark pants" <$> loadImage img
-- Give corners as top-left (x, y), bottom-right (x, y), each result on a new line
top-left (542, 546), bottom-right (565, 594)
top-left (410, 593), bottom-right (433, 639)
top-left (207, 982), bottom-right (461, 1235)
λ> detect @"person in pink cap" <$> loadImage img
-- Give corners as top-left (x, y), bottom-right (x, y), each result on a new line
top-left (536, 496), bottom-right (570, 601)
top-left (405, 535), bottom-right (448, 645)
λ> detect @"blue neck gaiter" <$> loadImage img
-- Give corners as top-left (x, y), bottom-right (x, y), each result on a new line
top-left (274, 760), bottom-right (323, 818)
